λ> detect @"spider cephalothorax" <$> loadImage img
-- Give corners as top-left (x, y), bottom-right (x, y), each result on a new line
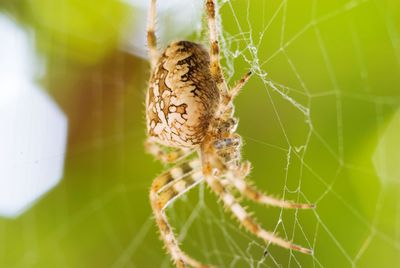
top-left (144, 1), bottom-right (315, 267)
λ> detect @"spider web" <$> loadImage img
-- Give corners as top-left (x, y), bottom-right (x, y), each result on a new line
top-left (1, 0), bottom-right (400, 267)
top-left (115, 0), bottom-right (400, 267)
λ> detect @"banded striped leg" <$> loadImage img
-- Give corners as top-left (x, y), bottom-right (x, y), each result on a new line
top-left (150, 159), bottom-right (213, 268)
top-left (227, 162), bottom-right (315, 209)
top-left (145, 138), bottom-right (193, 164)
top-left (201, 161), bottom-right (313, 254)
top-left (147, 0), bottom-right (159, 67)
top-left (205, 0), bottom-right (228, 97)
top-left (230, 71), bottom-right (252, 99)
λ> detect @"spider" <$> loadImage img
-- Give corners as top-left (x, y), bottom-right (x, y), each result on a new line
top-left (144, 1), bottom-right (315, 267)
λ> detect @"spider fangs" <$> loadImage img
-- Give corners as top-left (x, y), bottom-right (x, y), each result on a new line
top-left (144, 1), bottom-right (315, 267)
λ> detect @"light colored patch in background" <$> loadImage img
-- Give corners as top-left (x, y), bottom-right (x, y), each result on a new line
top-left (373, 109), bottom-right (400, 185)
top-left (0, 15), bottom-right (68, 218)
top-left (122, 0), bottom-right (203, 58)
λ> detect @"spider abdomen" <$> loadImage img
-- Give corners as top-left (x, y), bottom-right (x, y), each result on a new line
top-left (146, 41), bottom-right (220, 148)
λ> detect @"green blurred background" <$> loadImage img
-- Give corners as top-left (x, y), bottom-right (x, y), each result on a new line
top-left (1, 0), bottom-right (400, 267)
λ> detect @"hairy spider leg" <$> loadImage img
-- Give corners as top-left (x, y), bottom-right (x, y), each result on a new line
top-left (226, 162), bottom-right (316, 209)
top-left (211, 136), bottom-right (315, 209)
top-left (145, 138), bottom-right (194, 164)
top-left (147, 0), bottom-right (159, 68)
top-left (150, 159), bottom-right (214, 268)
top-left (206, 0), bottom-right (229, 98)
top-left (230, 71), bottom-right (252, 99)
top-left (202, 162), bottom-right (313, 255)
top-left (206, 0), bottom-right (253, 111)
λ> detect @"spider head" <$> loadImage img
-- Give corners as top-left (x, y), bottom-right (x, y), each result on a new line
top-left (219, 117), bottom-right (238, 134)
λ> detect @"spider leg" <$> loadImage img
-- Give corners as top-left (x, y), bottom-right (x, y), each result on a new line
top-left (212, 135), bottom-right (315, 209)
top-left (205, 0), bottom-right (229, 97)
top-left (202, 168), bottom-right (313, 255)
top-left (145, 138), bottom-right (194, 164)
top-left (200, 142), bottom-right (313, 255)
top-left (147, 0), bottom-right (159, 68)
top-left (151, 159), bottom-right (214, 268)
top-left (229, 71), bottom-right (252, 99)
top-left (218, 71), bottom-right (252, 112)
top-left (227, 161), bottom-right (316, 209)
top-left (155, 160), bottom-right (203, 209)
